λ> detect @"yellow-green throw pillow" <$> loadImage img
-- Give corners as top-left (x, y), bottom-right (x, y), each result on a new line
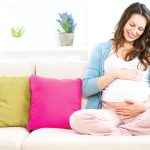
top-left (0, 77), bottom-right (30, 127)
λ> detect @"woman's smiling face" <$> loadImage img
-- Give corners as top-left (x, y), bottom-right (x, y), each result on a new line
top-left (123, 14), bottom-right (147, 43)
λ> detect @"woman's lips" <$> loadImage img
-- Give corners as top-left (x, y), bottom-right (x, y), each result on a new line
top-left (128, 32), bottom-right (135, 39)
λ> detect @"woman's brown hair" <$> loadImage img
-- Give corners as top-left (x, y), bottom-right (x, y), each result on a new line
top-left (113, 2), bottom-right (150, 70)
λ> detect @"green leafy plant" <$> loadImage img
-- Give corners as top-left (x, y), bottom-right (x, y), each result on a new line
top-left (11, 27), bottom-right (25, 37)
top-left (56, 12), bottom-right (77, 33)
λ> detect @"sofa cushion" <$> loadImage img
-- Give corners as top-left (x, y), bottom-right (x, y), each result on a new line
top-left (27, 75), bottom-right (82, 130)
top-left (35, 61), bottom-right (87, 109)
top-left (0, 127), bottom-right (29, 150)
top-left (0, 77), bottom-right (30, 127)
top-left (22, 128), bottom-right (150, 150)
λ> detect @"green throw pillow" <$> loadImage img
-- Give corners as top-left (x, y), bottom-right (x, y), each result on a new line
top-left (0, 77), bottom-right (30, 127)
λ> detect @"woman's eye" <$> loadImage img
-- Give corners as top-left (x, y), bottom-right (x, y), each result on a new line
top-left (129, 23), bottom-right (134, 27)
top-left (138, 28), bottom-right (144, 32)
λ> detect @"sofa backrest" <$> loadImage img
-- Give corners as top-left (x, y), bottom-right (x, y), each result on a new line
top-left (0, 61), bottom-right (35, 76)
top-left (36, 61), bottom-right (87, 79)
top-left (0, 60), bottom-right (87, 108)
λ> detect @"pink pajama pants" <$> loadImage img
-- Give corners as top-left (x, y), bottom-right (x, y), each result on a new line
top-left (70, 105), bottom-right (150, 136)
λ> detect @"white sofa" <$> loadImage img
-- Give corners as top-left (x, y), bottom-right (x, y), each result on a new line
top-left (0, 60), bottom-right (150, 150)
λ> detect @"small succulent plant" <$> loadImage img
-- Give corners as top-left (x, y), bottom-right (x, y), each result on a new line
top-left (11, 27), bottom-right (25, 37)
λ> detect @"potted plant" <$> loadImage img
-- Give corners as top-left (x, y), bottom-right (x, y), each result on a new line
top-left (56, 12), bottom-right (77, 46)
top-left (10, 26), bottom-right (25, 49)
top-left (11, 27), bottom-right (25, 37)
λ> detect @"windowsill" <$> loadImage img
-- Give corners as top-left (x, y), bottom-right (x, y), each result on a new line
top-left (0, 46), bottom-right (88, 61)
top-left (0, 46), bottom-right (89, 52)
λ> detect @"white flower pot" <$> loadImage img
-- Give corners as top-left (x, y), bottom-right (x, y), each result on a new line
top-left (59, 32), bottom-right (74, 46)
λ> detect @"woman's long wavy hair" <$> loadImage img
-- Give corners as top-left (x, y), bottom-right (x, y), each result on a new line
top-left (113, 2), bottom-right (150, 70)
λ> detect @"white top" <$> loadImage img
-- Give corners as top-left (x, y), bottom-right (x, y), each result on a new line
top-left (101, 49), bottom-right (150, 102)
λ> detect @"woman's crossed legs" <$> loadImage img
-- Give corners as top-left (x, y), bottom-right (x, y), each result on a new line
top-left (70, 107), bottom-right (150, 136)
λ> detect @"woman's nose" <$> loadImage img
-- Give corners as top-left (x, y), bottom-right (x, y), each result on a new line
top-left (132, 28), bottom-right (138, 36)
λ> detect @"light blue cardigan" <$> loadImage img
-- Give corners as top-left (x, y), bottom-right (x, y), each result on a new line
top-left (83, 40), bottom-right (150, 109)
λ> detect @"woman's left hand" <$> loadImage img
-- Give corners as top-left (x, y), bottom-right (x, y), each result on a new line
top-left (116, 99), bottom-right (146, 119)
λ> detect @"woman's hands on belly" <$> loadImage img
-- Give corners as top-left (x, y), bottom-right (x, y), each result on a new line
top-left (104, 99), bottom-right (146, 119)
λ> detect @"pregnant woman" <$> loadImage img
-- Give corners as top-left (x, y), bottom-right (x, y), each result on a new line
top-left (70, 2), bottom-right (150, 136)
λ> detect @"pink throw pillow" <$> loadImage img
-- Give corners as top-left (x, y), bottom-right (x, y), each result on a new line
top-left (26, 75), bottom-right (82, 130)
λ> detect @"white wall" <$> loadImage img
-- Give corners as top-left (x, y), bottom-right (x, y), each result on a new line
top-left (0, 0), bottom-right (88, 50)
top-left (88, 0), bottom-right (150, 53)
top-left (0, 0), bottom-right (150, 60)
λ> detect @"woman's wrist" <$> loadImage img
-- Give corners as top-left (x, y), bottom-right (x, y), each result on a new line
top-left (109, 70), bottom-right (118, 80)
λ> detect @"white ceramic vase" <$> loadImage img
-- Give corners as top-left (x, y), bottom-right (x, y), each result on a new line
top-left (59, 32), bottom-right (74, 46)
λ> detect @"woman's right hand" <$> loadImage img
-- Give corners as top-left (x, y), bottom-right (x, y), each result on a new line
top-left (97, 68), bottom-right (140, 91)
top-left (114, 68), bottom-right (140, 81)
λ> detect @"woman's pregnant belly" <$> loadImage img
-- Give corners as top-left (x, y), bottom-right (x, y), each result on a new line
top-left (102, 79), bottom-right (150, 102)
